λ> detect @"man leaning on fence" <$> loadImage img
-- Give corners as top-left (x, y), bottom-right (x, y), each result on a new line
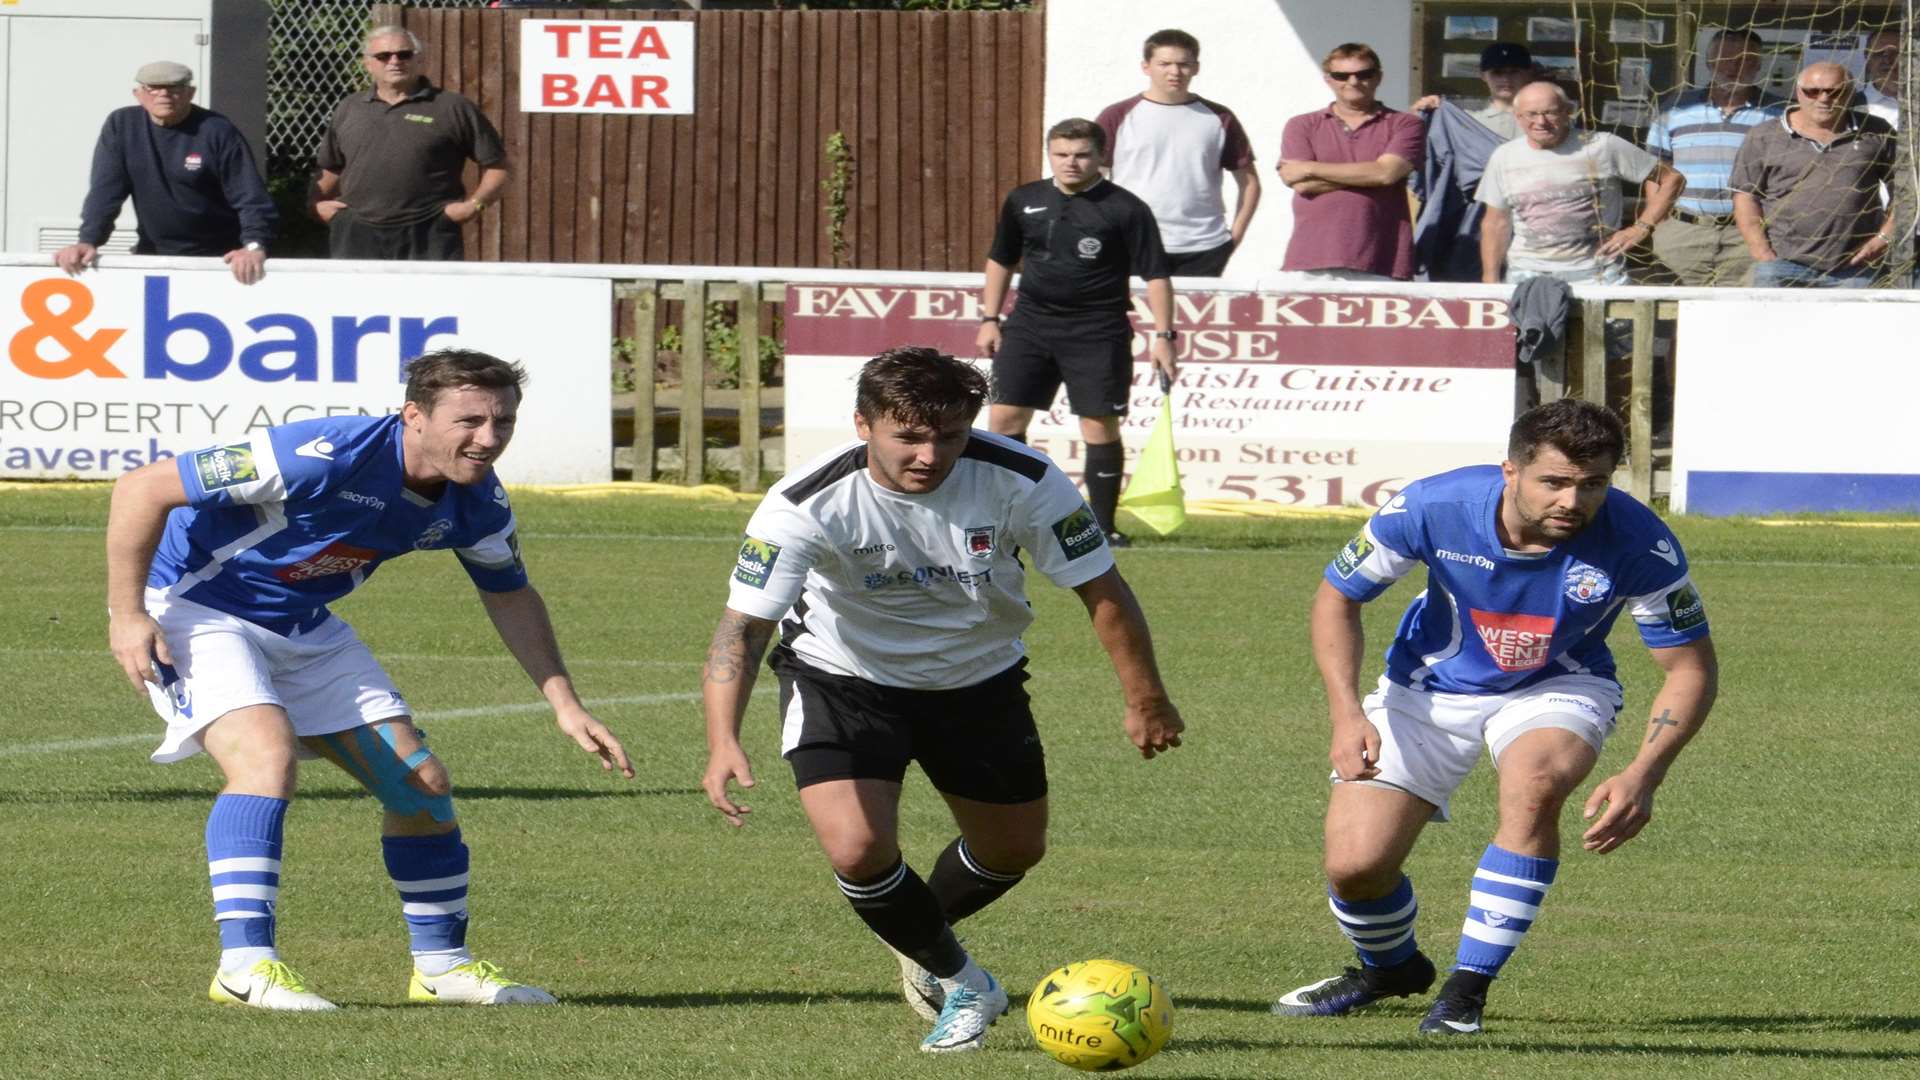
top-left (1478, 82), bottom-right (1685, 286)
top-left (1730, 62), bottom-right (1900, 288)
top-left (56, 61), bottom-right (276, 286)
top-left (309, 26), bottom-right (508, 261)
top-left (1644, 28), bottom-right (1784, 286)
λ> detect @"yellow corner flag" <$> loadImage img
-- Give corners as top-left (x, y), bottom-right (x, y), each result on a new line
top-left (1118, 373), bottom-right (1186, 535)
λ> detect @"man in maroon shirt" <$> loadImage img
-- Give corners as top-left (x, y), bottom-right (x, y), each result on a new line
top-left (1278, 44), bottom-right (1425, 280)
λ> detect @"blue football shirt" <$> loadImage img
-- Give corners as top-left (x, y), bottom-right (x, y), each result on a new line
top-left (1324, 465), bottom-right (1709, 694)
top-left (149, 414), bottom-right (528, 635)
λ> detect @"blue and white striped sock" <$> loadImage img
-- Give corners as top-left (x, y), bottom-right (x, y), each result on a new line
top-left (383, 829), bottom-right (472, 977)
top-left (1455, 844), bottom-right (1558, 978)
top-left (1330, 875), bottom-right (1420, 968)
top-left (207, 794), bottom-right (288, 973)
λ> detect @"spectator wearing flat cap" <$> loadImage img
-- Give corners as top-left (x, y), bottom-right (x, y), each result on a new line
top-left (55, 61), bottom-right (277, 285)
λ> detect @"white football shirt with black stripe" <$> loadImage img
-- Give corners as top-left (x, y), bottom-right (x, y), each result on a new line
top-left (726, 431), bottom-right (1115, 690)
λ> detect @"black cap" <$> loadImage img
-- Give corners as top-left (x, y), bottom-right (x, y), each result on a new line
top-left (1480, 43), bottom-right (1533, 71)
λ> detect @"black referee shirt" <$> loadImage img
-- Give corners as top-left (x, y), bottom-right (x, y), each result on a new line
top-left (987, 178), bottom-right (1169, 318)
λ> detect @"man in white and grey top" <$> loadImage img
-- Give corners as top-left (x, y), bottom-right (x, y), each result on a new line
top-left (700, 347), bottom-right (1184, 1055)
top-left (1096, 28), bottom-right (1261, 277)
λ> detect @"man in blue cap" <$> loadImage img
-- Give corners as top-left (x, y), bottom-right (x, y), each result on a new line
top-left (1416, 42), bottom-right (1536, 139)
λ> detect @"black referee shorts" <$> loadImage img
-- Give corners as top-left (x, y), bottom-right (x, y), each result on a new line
top-left (772, 647), bottom-right (1047, 805)
top-left (991, 311), bottom-right (1135, 418)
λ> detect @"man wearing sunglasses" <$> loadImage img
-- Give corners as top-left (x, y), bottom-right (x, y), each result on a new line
top-left (1278, 44), bottom-right (1425, 281)
top-left (56, 61), bottom-right (276, 286)
top-left (310, 27), bottom-right (509, 261)
top-left (1730, 61), bottom-right (1901, 288)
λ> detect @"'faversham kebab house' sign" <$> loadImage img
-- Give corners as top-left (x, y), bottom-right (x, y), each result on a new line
top-left (783, 285), bottom-right (1514, 510)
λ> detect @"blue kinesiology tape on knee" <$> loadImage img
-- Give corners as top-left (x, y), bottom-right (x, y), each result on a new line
top-left (325, 726), bottom-right (457, 823)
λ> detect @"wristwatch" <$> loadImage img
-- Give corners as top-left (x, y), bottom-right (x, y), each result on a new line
top-left (1155, 330), bottom-right (1178, 341)
top-left (244, 241), bottom-right (264, 253)
top-left (981, 314), bottom-right (1001, 324)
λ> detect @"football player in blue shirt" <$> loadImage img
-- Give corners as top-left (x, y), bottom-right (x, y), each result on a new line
top-left (104, 348), bottom-right (633, 1011)
top-left (1272, 399), bottom-right (1717, 1035)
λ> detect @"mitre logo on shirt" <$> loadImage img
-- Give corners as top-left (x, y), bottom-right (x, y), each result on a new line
top-left (274, 541), bottom-right (380, 583)
top-left (1469, 609), bottom-right (1556, 672)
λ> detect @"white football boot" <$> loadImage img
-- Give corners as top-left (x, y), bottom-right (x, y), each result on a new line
top-left (920, 970), bottom-right (1008, 1053)
top-left (408, 959), bottom-right (557, 1005)
top-left (208, 959), bottom-right (339, 1011)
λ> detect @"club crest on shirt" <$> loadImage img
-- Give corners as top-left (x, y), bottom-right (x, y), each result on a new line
top-left (1075, 236), bottom-right (1103, 259)
top-left (964, 525), bottom-right (995, 558)
top-left (735, 537), bottom-right (781, 588)
top-left (412, 518), bottom-right (454, 550)
top-left (1563, 561), bottom-right (1612, 605)
top-left (183, 152), bottom-right (203, 172)
top-left (192, 444), bottom-right (257, 490)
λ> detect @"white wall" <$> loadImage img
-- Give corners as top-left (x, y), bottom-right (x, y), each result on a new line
top-left (1045, 0), bottom-right (1414, 275)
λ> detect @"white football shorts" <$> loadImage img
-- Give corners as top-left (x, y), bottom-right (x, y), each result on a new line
top-left (1335, 673), bottom-right (1626, 820)
top-left (143, 588), bottom-right (413, 764)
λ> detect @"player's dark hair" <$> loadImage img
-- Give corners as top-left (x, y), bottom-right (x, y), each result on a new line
top-left (1508, 399), bottom-right (1625, 469)
top-left (855, 347), bottom-right (987, 429)
top-left (1046, 117), bottom-right (1106, 157)
top-left (1144, 29), bottom-right (1200, 61)
top-left (1322, 42), bottom-right (1382, 73)
top-left (404, 348), bottom-right (528, 411)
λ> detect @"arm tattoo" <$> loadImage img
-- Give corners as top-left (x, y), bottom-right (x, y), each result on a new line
top-left (703, 611), bottom-right (775, 686)
top-left (1646, 708), bottom-right (1678, 743)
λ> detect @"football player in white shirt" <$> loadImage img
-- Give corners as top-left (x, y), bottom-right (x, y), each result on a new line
top-left (700, 348), bottom-right (1185, 1054)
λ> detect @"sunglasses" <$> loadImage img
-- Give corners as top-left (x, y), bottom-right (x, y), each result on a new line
top-left (1796, 84), bottom-right (1848, 99)
top-left (1326, 68), bottom-right (1381, 82)
top-left (370, 50), bottom-right (415, 62)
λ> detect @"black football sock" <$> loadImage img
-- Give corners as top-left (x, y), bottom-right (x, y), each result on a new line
top-left (836, 857), bottom-right (967, 977)
top-left (927, 836), bottom-right (1027, 923)
top-left (1083, 440), bottom-right (1125, 533)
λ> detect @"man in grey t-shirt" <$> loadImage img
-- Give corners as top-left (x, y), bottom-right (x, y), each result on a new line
top-left (1478, 83), bottom-right (1685, 284)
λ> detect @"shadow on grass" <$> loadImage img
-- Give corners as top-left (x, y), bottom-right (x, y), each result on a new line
top-left (1172, 1031), bottom-right (1919, 1063)
top-left (0, 785), bottom-right (701, 805)
top-left (1649, 1013), bottom-right (1920, 1034)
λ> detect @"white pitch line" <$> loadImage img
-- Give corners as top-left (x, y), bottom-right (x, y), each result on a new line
top-left (0, 692), bottom-right (699, 759)
top-left (2, 523), bottom-right (1915, 569)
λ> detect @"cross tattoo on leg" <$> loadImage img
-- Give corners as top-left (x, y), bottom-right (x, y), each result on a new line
top-left (1646, 709), bottom-right (1678, 743)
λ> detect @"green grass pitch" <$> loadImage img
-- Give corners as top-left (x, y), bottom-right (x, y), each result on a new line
top-left (1, 487), bottom-right (1916, 1078)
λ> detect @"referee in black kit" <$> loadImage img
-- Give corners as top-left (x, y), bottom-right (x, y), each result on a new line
top-left (975, 117), bottom-right (1178, 548)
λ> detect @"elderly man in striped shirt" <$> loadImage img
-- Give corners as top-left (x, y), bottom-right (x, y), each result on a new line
top-left (1644, 27), bottom-right (1785, 285)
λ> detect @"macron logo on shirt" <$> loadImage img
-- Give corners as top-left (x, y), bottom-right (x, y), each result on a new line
top-left (1470, 609), bottom-right (1555, 672)
top-left (295, 436), bottom-right (336, 461)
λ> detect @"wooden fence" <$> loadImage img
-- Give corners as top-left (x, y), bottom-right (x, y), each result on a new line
top-left (370, 4), bottom-right (1047, 271)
